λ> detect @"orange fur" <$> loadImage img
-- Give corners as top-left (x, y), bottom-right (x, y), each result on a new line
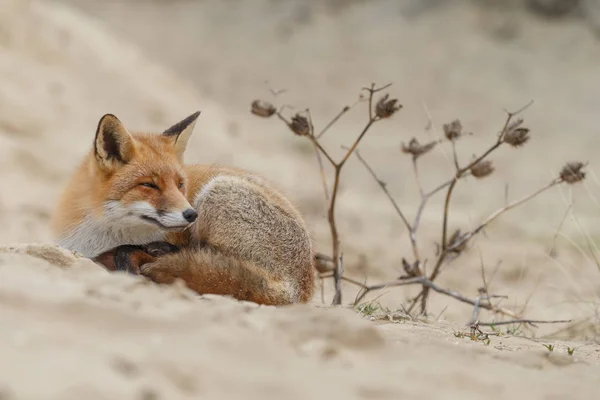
top-left (52, 112), bottom-right (315, 305)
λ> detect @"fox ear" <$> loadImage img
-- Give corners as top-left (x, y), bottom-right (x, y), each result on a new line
top-left (94, 114), bottom-right (134, 170)
top-left (162, 111), bottom-right (200, 160)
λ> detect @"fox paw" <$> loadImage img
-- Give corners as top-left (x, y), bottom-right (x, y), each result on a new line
top-left (140, 262), bottom-right (178, 285)
top-left (113, 245), bottom-right (156, 275)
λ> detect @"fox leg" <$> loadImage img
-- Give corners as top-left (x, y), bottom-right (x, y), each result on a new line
top-left (94, 242), bottom-right (180, 274)
top-left (140, 247), bottom-right (298, 306)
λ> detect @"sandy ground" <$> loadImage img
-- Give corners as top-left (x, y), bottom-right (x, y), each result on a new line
top-left (0, 0), bottom-right (599, 398)
top-left (1, 244), bottom-right (599, 400)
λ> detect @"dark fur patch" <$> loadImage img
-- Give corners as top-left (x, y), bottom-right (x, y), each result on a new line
top-left (163, 111), bottom-right (201, 136)
top-left (114, 245), bottom-right (146, 274)
top-left (102, 129), bottom-right (124, 162)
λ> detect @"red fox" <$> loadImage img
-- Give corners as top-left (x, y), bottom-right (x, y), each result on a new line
top-left (51, 112), bottom-right (315, 305)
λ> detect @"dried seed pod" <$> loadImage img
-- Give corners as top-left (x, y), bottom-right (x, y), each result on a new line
top-left (443, 119), bottom-right (463, 141)
top-left (448, 229), bottom-right (468, 254)
top-left (504, 118), bottom-right (524, 134)
top-left (401, 258), bottom-right (422, 278)
top-left (401, 138), bottom-right (437, 159)
top-left (289, 114), bottom-right (311, 136)
top-left (504, 127), bottom-right (530, 147)
top-left (560, 162), bottom-right (586, 184)
top-left (470, 160), bottom-right (494, 179)
top-left (375, 94), bottom-right (402, 119)
top-left (250, 100), bottom-right (276, 117)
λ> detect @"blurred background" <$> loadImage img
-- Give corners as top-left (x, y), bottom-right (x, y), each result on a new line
top-left (1, 0), bottom-right (599, 335)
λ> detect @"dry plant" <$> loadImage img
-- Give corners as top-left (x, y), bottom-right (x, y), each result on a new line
top-left (250, 83), bottom-right (587, 326)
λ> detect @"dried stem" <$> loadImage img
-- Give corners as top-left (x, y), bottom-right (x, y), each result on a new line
top-left (254, 87), bottom-right (582, 325)
top-left (451, 141), bottom-right (460, 171)
top-left (328, 165), bottom-right (343, 304)
top-left (320, 271), bottom-right (370, 289)
top-left (412, 101), bottom-right (536, 314)
top-left (312, 143), bottom-right (330, 201)
top-left (476, 319), bottom-right (572, 327)
top-left (308, 136), bottom-right (337, 167)
top-left (351, 150), bottom-right (457, 265)
top-left (468, 293), bottom-right (509, 325)
top-left (413, 157), bottom-right (425, 198)
top-left (448, 178), bottom-right (562, 252)
top-left (411, 177), bottom-right (457, 241)
top-left (351, 276), bottom-right (519, 319)
top-left (549, 201), bottom-right (573, 257)
top-left (317, 100), bottom-right (361, 139)
top-left (409, 176), bottom-right (563, 314)
top-left (273, 83), bottom-right (395, 305)
top-left (351, 149), bottom-right (412, 235)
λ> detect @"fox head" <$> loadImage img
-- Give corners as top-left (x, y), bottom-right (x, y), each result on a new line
top-left (91, 111), bottom-right (201, 232)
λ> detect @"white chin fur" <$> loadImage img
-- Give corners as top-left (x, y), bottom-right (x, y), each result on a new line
top-left (57, 201), bottom-right (168, 259)
top-left (156, 211), bottom-right (191, 228)
top-left (122, 201), bottom-right (190, 229)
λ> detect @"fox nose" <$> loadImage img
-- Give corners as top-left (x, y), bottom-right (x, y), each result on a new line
top-left (182, 208), bottom-right (198, 223)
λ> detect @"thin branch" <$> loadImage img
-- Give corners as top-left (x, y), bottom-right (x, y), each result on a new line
top-left (470, 295), bottom-right (484, 324)
top-left (549, 200), bottom-right (573, 257)
top-left (276, 110), bottom-right (338, 167)
top-left (339, 119), bottom-right (378, 167)
top-left (325, 83), bottom-right (393, 305)
top-left (274, 109), bottom-right (290, 126)
top-left (351, 149), bottom-right (456, 264)
top-left (468, 294), bottom-right (509, 325)
top-left (351, 276), bottom-right (519, 318)
top-left (410, 177), bottom-right (563, 314)
top-left (317, 100), bottom-right (361, 139)
top-left (477, 319), bottom-right (571, 327)
top-left (413, 157), bottom-right (425, 198)
top-left (440, 178), bottom-right (459, 258)
top-left (362, 82), bottom-right (393, 93)
top-left (319, 272), bottom-right (369, 289)
top-left (308, 136), bottom-right (337, 167)
top-left (537, 317), bottom-right (593, 340)
top-left (351, 149), bottom-right (412, 231)
top-left (476, 245), bottom-right (490, 297)
top-left (451, 141), bottom-right (460, 171)
top-left (312, 143), bottom-right (330, 201)
top-left (502, 99), bottom-right (534, 121)
top-left (332, 252), bottom-right (344, 305)
top-left (411, 177), bottom-right (456, 237)
top-left (415, 101), bottom-right (539, 314)
top-left (329, 166), bottom-right (343, 305)
top-left (303, 108), bottom-right (331, 202)
top-left (447, 178), bottom-right (563, 253)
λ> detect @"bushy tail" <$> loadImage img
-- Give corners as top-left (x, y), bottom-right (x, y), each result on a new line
top-left (140, 245), bottom-right (313, 306)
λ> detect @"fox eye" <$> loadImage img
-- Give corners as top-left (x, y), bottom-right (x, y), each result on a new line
top-left (178, 182), bottom-right (185, 189)
top-left (139, 182), bottom-right (159, 190)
